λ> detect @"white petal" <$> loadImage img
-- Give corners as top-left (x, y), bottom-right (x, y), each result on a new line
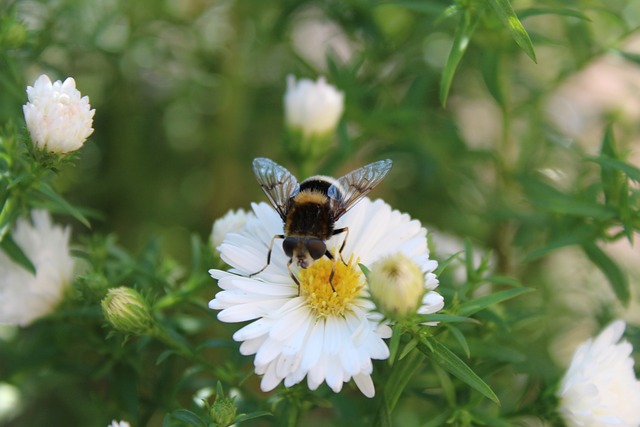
top-left (353, 373), bottom-right (375, 398)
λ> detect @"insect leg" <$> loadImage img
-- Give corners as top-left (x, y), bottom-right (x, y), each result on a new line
top-left (322, 250), bottom-right (338, 292)
top-left (331, 227), bottom-right (349, 265)
top-left (249, 234), bottom-right (285, 277)
top-left (287, 259), bottom-right (301, 296)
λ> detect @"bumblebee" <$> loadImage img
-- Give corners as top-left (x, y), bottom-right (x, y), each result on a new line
top-left (250, 157), bottom-right (393, 290)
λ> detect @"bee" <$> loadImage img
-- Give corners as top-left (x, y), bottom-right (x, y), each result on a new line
top-left (250, 157), bottom-right (393, 291)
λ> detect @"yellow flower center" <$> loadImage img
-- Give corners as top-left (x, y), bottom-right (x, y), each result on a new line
top-left (299, 256), bottom-right (364, 318)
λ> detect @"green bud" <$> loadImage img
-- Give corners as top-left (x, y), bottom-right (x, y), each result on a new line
top-left (209, 395), bottom-right (237, 427)
top-left (368, 253), bottom-right (425, 321)
top-left (101, 287), bottom-right (155, 336)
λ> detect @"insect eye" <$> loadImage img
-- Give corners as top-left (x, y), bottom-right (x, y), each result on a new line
top-left (282, 237), bottom-right (297, 257)
top-left (306, 239), bottom-right (326, 260)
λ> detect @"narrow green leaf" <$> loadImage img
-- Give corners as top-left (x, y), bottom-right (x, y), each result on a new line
top-left (0, 233), bottom-right (36, 274)
top-left (458, 288), bottom-right (533, 317)
top-left (34, 183), bottom-right (91, 228)
top-left (432, 363), bottom-right (456, 406)
top-left (487, 0), bottom-right (537, 62)
top-left (234, 412), bottom-right (272, 423)
top-left (170, 410), bottom-right (207, 427)
top-left (384, 349), bottom-right (425, 412)
top-left (517, 8), bottom-right (591, 20)
top-left (522, 179), bottom-right (616, 219)
top-left (617, 50), bottom-right (640, 66)
top-left (523, 227), bottom-right (595, 262)
top-left (589, 156), bottom-right (640, 183)
top-left (433, 250), bottom-right (462, 276)
top-left (481, 49), bottom-right (506, 108)
top-left (391, 1), bottom-right (448, 15)
top-left (419, 338), bottom-right (499, 404)
top-left (440, 10), bottom-right (478, 107)
top-left (418, 313), bottom-right (476, 324)
top-left (447, 324), bottom-right (471, 358)
top-left (483, 275), bottom-right (522, 287)
top-left (582, 243), bottom-right (630, 305)
top-left (388, 327), bottom-right (402, 365)
top-left (398, 338), bottom-right (419, 361)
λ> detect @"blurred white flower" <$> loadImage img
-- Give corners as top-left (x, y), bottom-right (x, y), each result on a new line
top-left (557, 320), bottom-right (640, 427)
top-left (211, 208), bottom-right (255, 252)
top-left (284, 75), bottom-right (344, 138)
top-left (23, 74), bottom-right (95, 153)
top-left (108, 421), bottom-right (131, 427)
top-left (209, 198), bottom-right (442, 397)
top-left (0, 210), bottom-right (74, 326)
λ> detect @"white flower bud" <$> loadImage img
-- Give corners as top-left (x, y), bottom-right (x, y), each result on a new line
top-left (23, 74), bottom-right (95, 153)
top-left (368, 253), bottom-right (426, 320)
top-left (284, 75), bottom-right (344, 138)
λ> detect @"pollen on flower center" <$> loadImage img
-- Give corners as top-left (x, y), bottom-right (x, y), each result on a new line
top-left (298, 256), bottom-right (364, 318)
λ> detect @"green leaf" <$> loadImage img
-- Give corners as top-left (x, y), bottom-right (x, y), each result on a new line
top-left (522, 178), bottom-right (616, 219)
top-left (589, 156), bottom-right (640, 184)
top-left (0, 232), bottom-right (36, 274)
top-left (487, 0), bottom-right (537, 62)
top-left (517, 8), bottom-right (591, 21)
top-left (481, 49), bottom-right (506, 108)
top-left (419, 338), bottom-right (499, 404)
top-left (169, 410), bottom-right (207, 427)
top-left (458, 288), bottom-right (534, 317)
top-left (418, 313), bottom-right (476, 324)
top-left (433, 250), bottom-right (462, 276)
top-left (618, 50), bottom-right (640, 66)
top-left (388, 327), bottom-right (402, 365)
top-left (447, 324), bottom-right (471, 358)
top-left (234, 411), bottom-right (272, 424)
top-left (440, 10), bottom-right (478, 107)
top-left (34, 182), bottom-right (91, 228)
top-left (384, 349), bottom-right (425, 413)
top-left (523, 227), bottom-right (595, 262)
top-left (582, 243), bottom-right (630, 305)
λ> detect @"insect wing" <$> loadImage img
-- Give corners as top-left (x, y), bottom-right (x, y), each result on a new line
top-left (328, 159), bottom-right (392, 220)
top-left (252, 158), bottom-right (300, 220)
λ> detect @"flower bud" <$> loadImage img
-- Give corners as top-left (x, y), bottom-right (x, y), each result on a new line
top-left (284, 75), bottom-right (344, 137)
top-left (368, 253), bottom-right (426, 320)
top-left (23, 74), bottom-right (95, 154)
top-left (283, 75), bottom-right (344, 162)
top-left (211, 208), bottom-right (254, 252)
top-left (209, 395), bottom-right (237, 427)
top-left (101, 287), bottom-right (155, 336)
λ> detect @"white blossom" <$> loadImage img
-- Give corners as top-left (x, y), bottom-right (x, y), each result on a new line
top-left (557, 320), bottom-right (640, 427)
top-left (211, 208), bottom-right (255, 253)
top-left (209, 198), bottom-right (443, 397)
top-left (23, 74), bottom-right (95, 153)
top-left (284, 75), bottom-right (344, 138)
top-left (0, 210), bottom-right (74, 326)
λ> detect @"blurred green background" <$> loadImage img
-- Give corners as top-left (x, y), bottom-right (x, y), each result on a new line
top-left (3, 0), bottom-right (640, 425)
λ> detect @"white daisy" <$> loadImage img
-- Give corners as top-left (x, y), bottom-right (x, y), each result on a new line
top-left (108, 421), bottom-right (131, 427)
top-left (209, 198), bottom-right (443, 397)
top-left (0, 210), bottom-right (74, 326)
top-left (557, 320), bottom-right (640, 427)
top-left (210, 208), bottom-right (255, 253)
